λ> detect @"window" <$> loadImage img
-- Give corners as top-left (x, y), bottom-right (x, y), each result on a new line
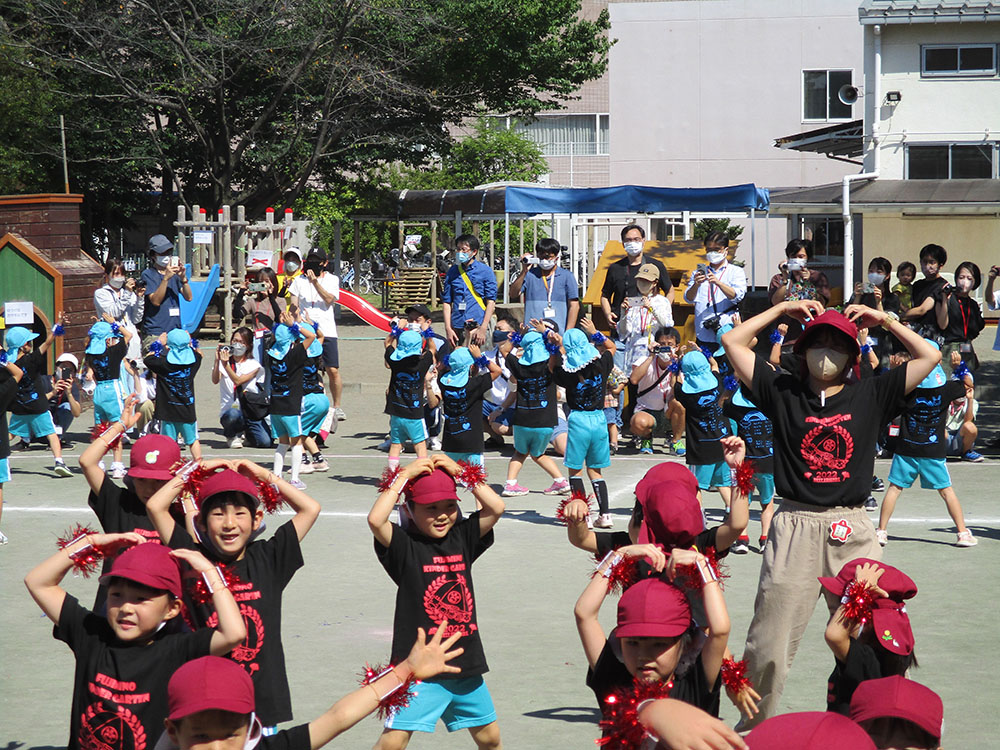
top-left (492, 114), bottom-right (609, 156)
top-left (907, 144), bottom-right (995, 179)
top-left (802, 70), bottom-right (853, 121)
top-left (922, 44), bottom-right (997, 77)
top-left (799, 216), bottom-right (845, 262)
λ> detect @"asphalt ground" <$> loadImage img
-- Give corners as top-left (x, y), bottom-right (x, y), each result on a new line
top-left (2, 323), bottom-right (999, 748)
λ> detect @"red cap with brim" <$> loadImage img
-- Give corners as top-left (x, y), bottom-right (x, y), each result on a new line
top-left (168, 656), bottom-right (255, 719)
top-left (614, 578), bottom-right (690, 639)
top-left (635, 462), bottom-right (699, 506)
top-left (793, 309), bottom-right (861, 362)
top-left (744, 711), bottom-right (876, 749)
top-left (404, 468), bottom-right (460, 505)
top-left (637, 481), bottom-right (704, 548)
top-left (128, 435), bottom-right (182, 480)
top-left (99, 542), bottom-right (182, 599)
top-left (850, 676), bottom-right (943, 741)
top-left (197, 469), bottom-right (261, 512)
top-left (818, 557), bottom-right (917, 601)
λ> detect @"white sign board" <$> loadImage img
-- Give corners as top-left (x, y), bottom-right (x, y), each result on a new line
top-left (404, 234), bottom-right (422, 246)
top-left (193, 230), bottom-right (214, 245)
top-left (3, 301), bottom-right (34, 325)
top-left (247, 248), bottom-right (275, 269)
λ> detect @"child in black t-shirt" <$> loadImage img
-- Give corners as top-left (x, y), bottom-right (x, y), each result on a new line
top-left (83, 316), bottom-right (133, 477)
top-left (146, 327), bottom-right (204, 460)
top-left (384, 329), bottom-right (436, 472)
top-left (297, 320), bottom-right (331, 474)
top-left (161, 628), bottom-right (464, 750)
top-left (820, 559), bottom-right (918, 716)
top-left (723, 386), bottom-right (776, 552)
top-left (0, 356), bottom-right (25, 544)
top-left (368, 455), bottom-right (505, 748)
top-left (903, 243), bottom-right (949, 341)
top-left (24, 535), bottom-right (246, 750)
top-left (4, 321), bottom-right (72, 477)
top-left (146, 460), bottom-right (321, 730)
top-left (550, 318), bottom-right (617, 528)
top-left (675, 350), bottom-right (733, 509)
top-left (876, 351), bottom-right (976, 547)
top-left (267, 315), bottom-right (317, 490)
top-left (438, 345), bottom-right (500, 466)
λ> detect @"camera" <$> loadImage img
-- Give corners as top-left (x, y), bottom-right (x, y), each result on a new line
top-left (786, 257), bottom-right (806, 272)
top-left (248, 282), bottom-right (268, 293)
top-left (653, 345), bottom-right (674, 355)
top-left (696, 263), bottom-right (710, 276)
top-left (220, 345), bottom-right (232, 354)
top-left (169, 256), bottom-right (181, 269)
top-left (862, 282), bottom-right (876, 294)
top-left (463, 320), bottom-right (479, 331)
top-left (702, 314), bottom-right (724, 332)
top-left (57, 366), bottom-right (73, 381)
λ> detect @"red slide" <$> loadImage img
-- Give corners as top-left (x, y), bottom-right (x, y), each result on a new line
top-left (338, 289), bottom-right (392, 332)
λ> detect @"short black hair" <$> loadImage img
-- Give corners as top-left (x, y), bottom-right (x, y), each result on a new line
top-left (784, 239), bottom-right (813, 259)
top-left (200, 490), bottom-right (258, 519)
top-left (955, 261), bottom-right (981, 290)
top-left (535, 237), bottom-right (562, 257)
top-left (704, 231), bottom-right (730, 249)
top-left (454, 234), bottom-right (481, 252)
top-left (654, 326), bottom-right (680, 343)
top-left (621, 224), bottom-right (645, 242)
top-left (897, 261), bottom-right (916, 278)
top-left (919, 243), bottom-right (947, 266)
top-left (496, 312), bottom-right (519, 329)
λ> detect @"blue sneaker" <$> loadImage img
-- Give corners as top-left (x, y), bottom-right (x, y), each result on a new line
top-left (962, 450), bottom-right (984, 463)
top-left (672, 439), bottom-right (686, 456)
top-left (639, 439), bottom-right (654, 454)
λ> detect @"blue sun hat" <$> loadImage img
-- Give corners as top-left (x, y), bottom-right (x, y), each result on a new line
top-left (562, 328), bottom-right (600, 373)
top-left (714, 323), bottom-right (734, 357)
top-left (268, 324), bottom-right (294, 360)
top-left (166, 328), bottom-right (196, 365)
top-left (85, 321), bottom-right (114, 355)
top-left (299, 322), bottom-right (322, 358)
top-left (680, 351), bottom-right (717, 394)
top-left (4, 326), bottom-right (39, 358)
top-left (518, 330), bottom-right (548, 366)
top-left (918, 339), bottom-right (947, 389)
top-left (441, 346), bottom-right (474, 388)
top-left (731, 384), bottom-right (757, 409)
top-left (390, 329), bottom-right (423, 361)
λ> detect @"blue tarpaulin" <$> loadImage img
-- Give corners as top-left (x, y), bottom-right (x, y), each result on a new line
top-left (503, 184), bottom-right (769, 215)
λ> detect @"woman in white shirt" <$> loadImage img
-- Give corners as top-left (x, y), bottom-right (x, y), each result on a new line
top-left (211, 326), bottom-right (269, 448)
top-left (93, 258), bottom-right (144, 362)
top-left (617, 262), bottom-right (674, 373)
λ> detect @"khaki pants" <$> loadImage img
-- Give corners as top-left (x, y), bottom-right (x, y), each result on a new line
top-left (740, 499), bottom-right (881, 729)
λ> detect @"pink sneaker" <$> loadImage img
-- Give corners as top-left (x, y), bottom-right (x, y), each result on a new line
top-left (543, 478), bottom-right (571, 495)
top-left (502, 482), bottom-right (530, 497)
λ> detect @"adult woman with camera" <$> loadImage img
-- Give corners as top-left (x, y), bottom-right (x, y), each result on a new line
top-left (233, 266), bottom-right (286, 363)
top-left (767, 239), bottom-right (830, 351)
top-left (212, 326), bottom-right (270, 448)
top-left (94, 258), bottom-right (145, 362)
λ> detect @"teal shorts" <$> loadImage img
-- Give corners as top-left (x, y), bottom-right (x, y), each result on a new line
top-left (161, 421), bottom-right (198, 445)
top-left (0, 457), bottom-right (10, 484)
top-left (752, 472), bottom-right (775, 505)
top-left (888, 454), bottom-right (951, 491)
top-left (93, 380), bottom-right (126, 424)
top-left (301, 392), bottom-right (331, 435)
top-left (564, 410), bottom-right (611, 471)
top-left (385, 675), bottom-right (497, 733)
top-left (9, 411), bottom-right (57, 439)
top-left (445, 452), bottom-right (483, 467)
top-left (390, 415), bottom-right (428, 445)
top-left (271, 414), bottom-right (303, 440)
top-left (513, 425), bottom-right (554, 458)
top-left (691, 461), bottom-right (732, 490)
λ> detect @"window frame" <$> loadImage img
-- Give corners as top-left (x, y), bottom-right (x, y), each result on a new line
top-left (920, 44), bottom-right (998, 78)
top-left (905, 142), bottom-right (998, 180)
top-left (801, 68), bottom-right (855, 123)
top-left (491, 113), bottom-right (610, 157)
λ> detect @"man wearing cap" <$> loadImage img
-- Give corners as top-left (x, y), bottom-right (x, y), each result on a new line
top-left (721, 298), bottom-right (942, 729)
top-left (141, 234), bottom-right (192, 346)
top-left (290, 249), bottom-right (345, 421)
top-left (442, 234), bottom-right (497, 348)
top-left (509, 237), bottom-right (580, 336)
top-left (600, 224), bottom-right (674, 331)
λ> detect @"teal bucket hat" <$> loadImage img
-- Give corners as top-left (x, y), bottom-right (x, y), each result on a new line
top-left (86, 321), bottom-right (114, 355)
top-left (731, 385), bottom-right (757, 409)
top-left (918, 339), bottom-right (947, 390)
top-left (441, 347), bottom-right (474, 388)
top-left (268, 324), bottom-right (294, 360)
top-left (299, 322), bottom-right (322, 358)
top-left (166, 328), bottom-right (195, 365)
top-left (680, 351), bottom-right (717, 394)
top-left (4, 326), bottom-right (38, 357)
top-left (562, 328), bottom-right (599, 373)
top-left (714, 323), bottom-right (734, 357)
top-left (518, 331), bottom-right (548, 366)
top-left (390, 330), bottom-right (423, 361)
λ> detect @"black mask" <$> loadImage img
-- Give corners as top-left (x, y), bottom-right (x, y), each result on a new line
top-left (492, 330), bottom-right (511, 344)
top-left (304, 261), bottom-right (323, 275)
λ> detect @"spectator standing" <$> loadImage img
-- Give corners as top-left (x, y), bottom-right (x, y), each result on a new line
top-left (441, 234), bottom-right (497, 348)
top-left (939, 261), bottom-right (984, 372)
top-left (685, 231), bottom-right (747, 350)
top-left (509, 238), bottom-right (580, 335)
top-left (276, 247), bottom-right (303, 299)
top-left (94, 258), bottom-right (144, 362)
top-left (290, 249), bottom-right (345, 420)
top-left (141, 234), bottom-right (192, 347)
top-left (234, 266), bottom-right (286, 365)
top-left (767, 239), bottom-right (831, 349)
top-left (600, 224), bottom-right (674, 333)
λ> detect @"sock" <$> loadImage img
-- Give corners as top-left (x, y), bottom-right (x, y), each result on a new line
top-left (388, 457), bottom-right (400, 471)
top-left (290, 445), bottom-right (304, 482)
top-left (569, 476), bottom-right (587, 498)
top-left (313, 452), bottom-right (323, 462)
top-left (592, 478), bottom-right (609, 515)
top-left (273, 444), bottom-right (289, 475)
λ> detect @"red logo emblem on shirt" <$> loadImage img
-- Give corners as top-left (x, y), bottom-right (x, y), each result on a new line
top-left (208, 603), bottom-right (264, 675)
top-left (829, 519), bottom-right (854, 543)
top-left (801, 414), bottom-right (854, 483)
top-left (79, 703), bottom-right (147, 750)
top-left (423, 573), bottom-right (473, 624)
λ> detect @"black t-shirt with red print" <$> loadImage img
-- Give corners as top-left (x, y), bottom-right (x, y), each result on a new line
top-left (169, 520), bottom-right (304, 726)
top-left (55, 594), bottom-right (214, 750)
top-left (749, 355), bottom-right (908, 507)
top-left (375, 513), bottom-right (494, 676)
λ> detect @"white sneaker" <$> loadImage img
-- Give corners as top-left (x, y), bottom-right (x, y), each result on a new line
top-left (111, 462), bottom-right (127, 480)
top-left (299, 460), bottom-right (315, 475)
top-left (289, 479), bottom-right (307, 490)
top-left (956, 530), bottom-right (978, 547)
top-left (594, 513), bottom-right (614, 529)
top-left (0, 530), bottom-right (8, 545)
top-left (876, 529), bottom-right (888, 547)
top-left (429, 437), bottom-right (442, 451)
top-left (335, 408), bottom-right (347, 421)
top-left (53, 459), bottom-right (72, 478)
top-left (228, 436), bottom-right (244, 449)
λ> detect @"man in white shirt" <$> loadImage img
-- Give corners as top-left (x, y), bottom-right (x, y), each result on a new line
top-left (290, 248), bottom-right (345, 420)
top-left (683, 230), bottom-right (747, 349)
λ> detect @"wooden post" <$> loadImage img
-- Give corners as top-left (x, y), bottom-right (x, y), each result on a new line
top-left (222, 204), bottom-right (232, 343)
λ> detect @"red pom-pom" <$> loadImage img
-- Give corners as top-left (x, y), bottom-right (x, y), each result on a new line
top-left (377, 466), bottom-right (403, 495)
top-left (57, 524), bottom-right (103, 578)
top-left (735, 460), bottom-right (756, 498)
top-left (555, 489), bottom-right (593, 525)
top-left (257, 480), bottom-right (284, 514)
top-left (721, 658), bottom-right (753, 694)
top-left (597, 678), bottom-right (674, 749)
top-left (359, 662), bottom-right (416, 720)
top-left (594, 554), bottom-right (640, 595)
top-left (172, 461), bottom-right (218, 513)
top-left (456, 461), bottom-right (487, 490)
top-left (841, 580), bottom-right (877, 624)
top-left (673, 547), bottom-right (728, 592)
top-left (187, 565), bottom-right (243, 607)
top-left (92, 422), bottom-right (124, 449)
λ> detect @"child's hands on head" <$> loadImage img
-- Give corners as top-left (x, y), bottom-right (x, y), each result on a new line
top-left (403, 620), bottom-right (465, 681)
top-left (784, 299), bottom-right (824, 323)
top-left (90, 531), bottom-right (147, 554)
top-left (430, 454), bottom-right (461, 477)
top-left (401, 457), bottom-right (435, 480)
top-left (853, 562), bottom-right (889, 598)
top-left (230, 458), bottom-right (267, 480)
top-left (617, 543), bottom-right (667, 573)
top-left (169, 547), bottom-right (216, 573)
top-left (666, 549), bottom-right (706, 582)
top-left (720, 435), bottom-right (746, 469)
top-left (200, 457), bottom-right (236, 473)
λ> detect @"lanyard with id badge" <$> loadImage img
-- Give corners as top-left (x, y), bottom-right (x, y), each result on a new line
top-left (541, 271), bottom-right (557, 320)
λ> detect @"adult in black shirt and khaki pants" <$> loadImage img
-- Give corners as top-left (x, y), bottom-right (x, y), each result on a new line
top-left (721, 299), bottom-right (941, 729)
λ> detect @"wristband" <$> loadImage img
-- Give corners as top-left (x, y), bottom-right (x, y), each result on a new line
top-left (590, 331), bottom-right (607, 344)
top-left (697, 559), bottom-right (719, 585)
top-left (110, 322), bottom-right (121, 337)
top-left (366, 664), bottom-right (406, 701)
top-left (421, 327), bottom-right (435, 339)
top-left (201, 566), bottom-right (229, 594)
top-left (0, 351), bottom-right (6, 366)
top-left (769, 329), bottom-right (784, 345)
top-left (860, 344), bottom-right (872, 355)
top-left (596, 550), bottom-right (623, 577)
top-left (474, 355), bottom-right (489, 369)
top-left (68, 542), bottom-right (94, 562)
top-left (52, 323), bottom-right (65, 336)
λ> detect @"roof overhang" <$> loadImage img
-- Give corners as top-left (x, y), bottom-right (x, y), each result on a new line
top-left (768, 179), bottom-right (1000, 215)
top-left (774, 120), bottom-right (864, 160)
top-left (859, 1), bottom-right (1000, 25)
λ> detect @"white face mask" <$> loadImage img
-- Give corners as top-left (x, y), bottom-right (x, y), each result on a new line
top-left (956, 278), bottom-right (973, 292)
top-left (538, 258), bottom-right (557, 270)
top-left (624, 241), bottom-right (643, 256)
top-left (154, 253), bottom-right (170, 267)
top-left (868, 272), bottom-right (885, 286)
top-left (109, 276), bottom-right (126, 289)
top-left (806, 347), bottom-right (850, 381)
top-left (284, 259), bottom-right (300, 274)
top-left (706, 251), bottom-right (726, 265)
top-left (657, 352), bottom-right (671, 363)
top-left (231, 343), bottom-right (247, 357)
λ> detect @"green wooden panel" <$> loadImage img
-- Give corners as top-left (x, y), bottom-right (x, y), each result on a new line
top-left (0, 239), bottom-right (55, 326)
